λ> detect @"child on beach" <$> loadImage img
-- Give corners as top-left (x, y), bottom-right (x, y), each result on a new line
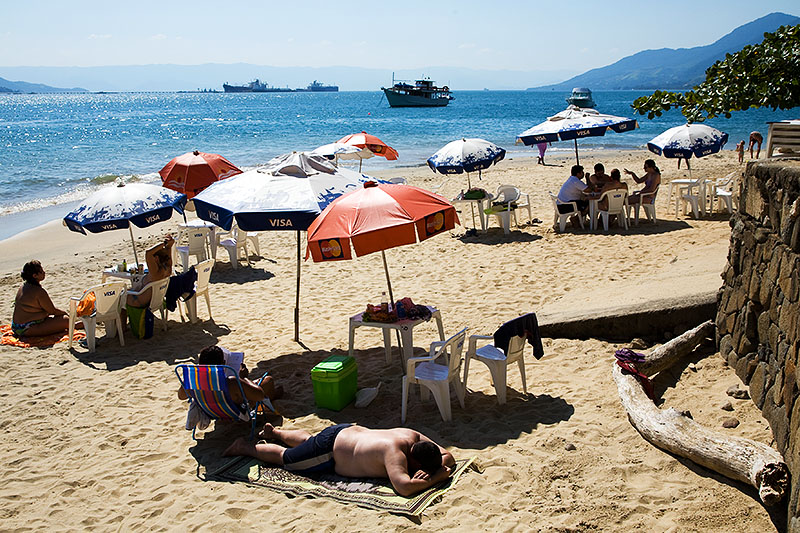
top-left (736, 141), bottom-right (745, 164)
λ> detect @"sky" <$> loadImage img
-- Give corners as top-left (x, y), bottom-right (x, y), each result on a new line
top-left (2, 1), bottom-right (798, 72)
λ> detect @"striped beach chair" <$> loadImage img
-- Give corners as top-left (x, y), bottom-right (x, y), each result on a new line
top-left (175, 364), bottom-right (274, 440)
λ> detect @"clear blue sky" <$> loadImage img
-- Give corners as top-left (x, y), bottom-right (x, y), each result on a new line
top-left (2, 1), bottom-right (797, 72)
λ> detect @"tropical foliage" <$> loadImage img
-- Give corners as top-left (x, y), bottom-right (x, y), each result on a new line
top-left (631, 24), bottom-right (800, 122)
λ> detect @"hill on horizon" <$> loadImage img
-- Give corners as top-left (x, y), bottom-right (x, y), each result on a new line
top-left (0, 76), bottom-right (87, 93)
top-left (534, 12), bottom-right (800, 91)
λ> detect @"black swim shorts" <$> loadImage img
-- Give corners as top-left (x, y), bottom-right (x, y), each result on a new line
top-left (282, 423), bottom-right (352, 474)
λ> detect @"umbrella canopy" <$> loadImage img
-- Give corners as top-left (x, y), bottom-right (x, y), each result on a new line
top-left (516, 105), bottom-right (638, 164)
top-left (192, 152), bottom-right (380, 232)
top-left (192, 151), bottom-right (386, 342)
top-left (427, 138), bottom-right (506, 175)
top-left (311, 142), bottom-right (374, 163)
top-left (64, 182), bottom-right (187, 267)
top-left (336, 131), bottom-right (399, 161)
top-left (647, 123), bottom-right (729, 159)
top-left (306, 181), bottom-right (458, 304)
top-left (159, 150), bottom-right (242, 199)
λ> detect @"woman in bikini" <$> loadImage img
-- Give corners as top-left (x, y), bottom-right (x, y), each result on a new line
top-left (624, 159), bottom-right (661, 206)
top-left (12, 260), bottom-right (77, 337)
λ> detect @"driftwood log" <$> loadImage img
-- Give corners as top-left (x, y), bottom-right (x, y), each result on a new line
top-left (613, 320), bottom-right (789, 505)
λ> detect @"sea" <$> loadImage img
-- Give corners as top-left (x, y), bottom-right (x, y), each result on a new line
top-left (1, 89), bottom-right (797, 240)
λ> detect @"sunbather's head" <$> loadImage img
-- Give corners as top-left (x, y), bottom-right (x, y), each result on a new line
top-left (610, 169), bottom-right (621, 181)
top-left (199, 345), bottom-right (225, 365)
top-left (153, 248), bottom-right (171, 272)
top-left (409, 440), bottom-right (443, 475)
top-left (594, 163), bottom-right (604, 174)
top-left (571, 164), bottom-right (584, 178)
top-left (21, 260), bottom-right (44, 284)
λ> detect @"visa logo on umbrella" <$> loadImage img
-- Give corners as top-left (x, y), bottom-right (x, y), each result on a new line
top-left (145, 214), bottom-right (161, 224)
top-left (269, 219), bottom-right (293, 227)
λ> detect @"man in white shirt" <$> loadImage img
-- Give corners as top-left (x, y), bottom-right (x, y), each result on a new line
top-left (557, 165), bottom-right (590, 224)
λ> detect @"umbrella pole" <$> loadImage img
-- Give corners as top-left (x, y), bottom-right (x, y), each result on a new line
top-left (294, 230), bottom-right (301, 342)
top-left (381, 250), bottom-right (395, 304)
top-left (128, 225), bottom-right (141, 271)
top-left (574, 139), bottom-right (580, 165)
top-left (466, 172), bottom-right (477, 228)
top-left (359, 159), bottom-right (363, 173)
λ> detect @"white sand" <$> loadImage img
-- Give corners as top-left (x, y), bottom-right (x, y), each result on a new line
top-left (0, 149), bottom-right (779, 531)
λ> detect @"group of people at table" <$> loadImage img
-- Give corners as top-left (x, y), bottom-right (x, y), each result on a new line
top-left (556, 159), bottom-right (661, 229)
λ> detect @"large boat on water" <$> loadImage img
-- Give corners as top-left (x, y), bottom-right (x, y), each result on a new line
top-left (222, 79), bottom-right (293, 93)
top-left (382, 77), bottom-right (452, 107)
top-left (296, 80), bottom-right (338, 92)
top-left (566, 87), bottom-right (596, 108)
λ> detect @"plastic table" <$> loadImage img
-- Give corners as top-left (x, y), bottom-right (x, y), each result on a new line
top-left (348, 306), bottom-right (445, 369)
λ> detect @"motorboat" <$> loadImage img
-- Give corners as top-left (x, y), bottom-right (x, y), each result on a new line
top-left (382, 76), bottom-right (452, 107)
top-left (566, 87), bottom-right (596, 108)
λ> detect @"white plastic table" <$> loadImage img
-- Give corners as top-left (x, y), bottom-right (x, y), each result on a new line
top-left (451, 193), bottom-right (488, 231)
top-left (101, 264), bottom-right (146, 285)
top-left (348, 306), bottom-right (445, 369)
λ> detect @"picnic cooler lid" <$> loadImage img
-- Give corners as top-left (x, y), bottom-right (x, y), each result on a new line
top-left (311, 355), bottom-right (357, 381)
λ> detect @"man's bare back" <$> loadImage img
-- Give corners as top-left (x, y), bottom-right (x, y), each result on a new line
top-left (333, 426), bottom-right (423, 477)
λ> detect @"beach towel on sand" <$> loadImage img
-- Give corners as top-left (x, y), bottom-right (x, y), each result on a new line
top-left (206, 455), bottom-right (478, 517)
top-left (1, 324), bottom-right (85, 348)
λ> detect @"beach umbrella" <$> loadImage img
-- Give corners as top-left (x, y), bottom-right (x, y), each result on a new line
top-left (159, 150), bottom-right (242, 199)
top-left (311, 142), bottom-right (374, 166)
top-left (63, 183), bottom-right (187, 268)
top-left (427, 137), bottom-right (506, 188)
top-left (336, 131), bottom-right (399, 171)
top-left (647, 123), bottom-right (729, 166)
top-left (516, 105), bottom-right (638, 165)
top-left (306, 181), bottom-right (458, 306)
top-left (192, 152), bottom-right (385, 341)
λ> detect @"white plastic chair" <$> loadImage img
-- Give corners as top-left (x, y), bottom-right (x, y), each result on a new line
top-left (401, 328), bottom-right (468, 423)
top-left (68, 281), bottom-right (126, 352)
top-left (217, 227), bottom-right (251, 268)
top-left (625, 189), bottom-right (658, 225)
top-left (245, 232), bottom-right (261, 257)
top-left (126, 278), bottom-right (170, 331)
top-left (487, 185), bottom-right (529, 234)
top-left (183, 259), bottom-right (214, 323)
top-left (464, 334), bottom-right (527, 404)
top-left (550, 193), bottom-right (584, 232)
top-left (678, 178), bottom-right (707, 218)
top-left (596, 190), bottom-right (628, 231)
top-left (177, 227), bottom-right (211, 272)
top-left (710, 172), bottom-right (737, 214)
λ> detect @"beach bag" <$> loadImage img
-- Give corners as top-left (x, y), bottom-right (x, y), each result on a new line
top-left (76, 292), bottom-right (96, 317)
top-left (126, 304), bottom-right (154, 339)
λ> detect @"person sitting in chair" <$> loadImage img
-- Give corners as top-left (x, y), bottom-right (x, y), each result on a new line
top-left (624, 159), bottom-right (661, 207)
top-left (224, 423), bottom-right (455, 497)
top-left (126, 234), bottom-right (175, 309)
top-left (587, 163), bottom-right (612, 190)
top-left (597, 169), bottom-right (628, 211)
top-left (556, 164), bottom-right (590, 228)
top-left (12, 260), bottom-right (80, 337)
top-left (177, 345), bottom-right (283, 405)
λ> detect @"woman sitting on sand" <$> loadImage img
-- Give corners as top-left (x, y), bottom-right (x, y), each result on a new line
top-left (624, 159), bottom-right (661, 205)
top-left (12, 260), bottom-right (78, 337)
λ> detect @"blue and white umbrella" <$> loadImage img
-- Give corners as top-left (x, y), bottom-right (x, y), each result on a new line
top-left (647, 123), bottom-right (728, 160)
top-left (64, 182), bottom-right (187, 267)
top-left (192, 152), bottom-right (383, 232)
top-left (192, 151), bottom-right (387, 341)
top-left (427, 138), bottom-right (506, 188)
top-left (516, 105), bottom-right (638, 164)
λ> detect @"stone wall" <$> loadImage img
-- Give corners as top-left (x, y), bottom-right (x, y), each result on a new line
top-left (716, 159), bottom-right (800, 530)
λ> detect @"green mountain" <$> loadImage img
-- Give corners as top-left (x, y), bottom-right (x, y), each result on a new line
top-left (0, 76), bottom-right (87, 94)
top-left (534, 12), bottom-right (800, 91)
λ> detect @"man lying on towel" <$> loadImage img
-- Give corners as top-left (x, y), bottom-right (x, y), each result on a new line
top-left (224, 423), bottom-right (455, 496)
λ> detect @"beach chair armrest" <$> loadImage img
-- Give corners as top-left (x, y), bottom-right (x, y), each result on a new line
top-left (468, 334), bottom-right (493, 355)
top-left (406, 353), bottom-right (437, 376)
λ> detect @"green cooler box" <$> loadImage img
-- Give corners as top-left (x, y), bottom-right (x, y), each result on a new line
top-left (311, 355), bottom-right (357, 411)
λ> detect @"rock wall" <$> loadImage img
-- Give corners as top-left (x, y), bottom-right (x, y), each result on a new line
top-left (716, 159), bottom-right (800, 530)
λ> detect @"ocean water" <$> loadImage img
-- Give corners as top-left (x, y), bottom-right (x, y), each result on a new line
top-left (1, 90), bottom-right (797, 239)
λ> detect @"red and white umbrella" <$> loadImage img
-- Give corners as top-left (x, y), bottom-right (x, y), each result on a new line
top-left (306, 181), bottom-right (457, 304)
top-left (336, 131), bottom-right (399, 170)
top-left (159, 150), bottom-right (242, 199)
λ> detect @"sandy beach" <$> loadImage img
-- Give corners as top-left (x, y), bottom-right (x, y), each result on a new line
top-left (0, 148), bottom-right (781, 532)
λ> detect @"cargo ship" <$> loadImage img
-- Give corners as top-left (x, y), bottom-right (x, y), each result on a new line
top-left (381, 76), bottom-right (452, 107)
top-left (296, 80), bottom-right (338, 92)
top-left (222, 79), bottom-right (293, 93)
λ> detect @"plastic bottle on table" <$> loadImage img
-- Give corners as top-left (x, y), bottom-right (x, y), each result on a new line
top-left (380, 291), bottom-right (388, 313)
top-left (121, 259), bottom-right (127, 272)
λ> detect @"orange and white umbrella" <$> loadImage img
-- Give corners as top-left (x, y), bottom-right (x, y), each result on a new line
top-left (335, 131), bottom-right (398, 170)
